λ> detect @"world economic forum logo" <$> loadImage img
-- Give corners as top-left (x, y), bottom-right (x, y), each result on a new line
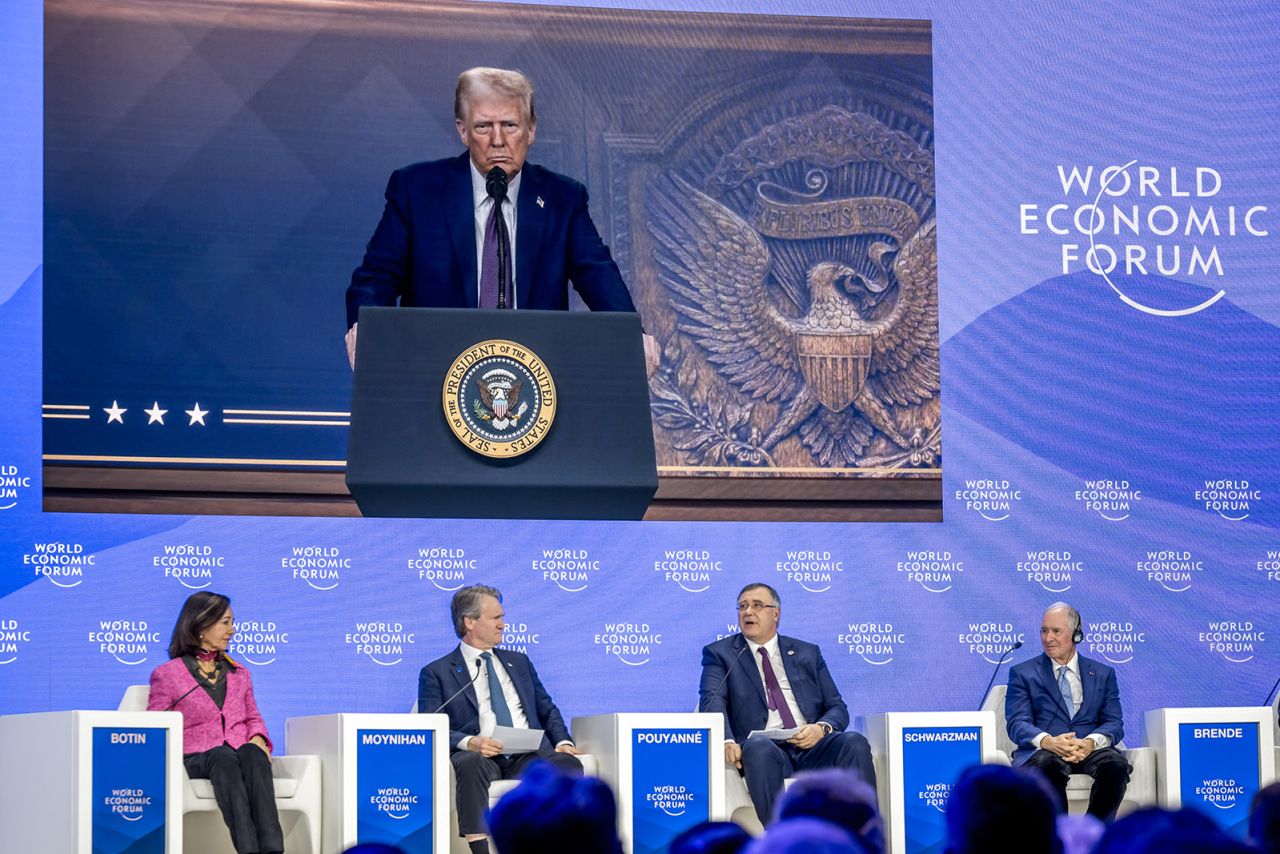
top-left (231, 619), bottom-right (289, 666)
top-left (346, 622), bottom-right (415, 666)
top-left (1195, 778), bottom-right (1246, 810)
top-left (774, 550), bottom-right (842, 593)
top-left (500, 621), bottom-right (540, 655)
top-left (1020, 161), bottom-right (1271, 317)
top-left (153, 544), bottom-right (223, 590)
top-left (1258, 551), bottom-right (1280, 584)
top-left (838, 622), bottom-right (904, 666)
top-left (656, 549), bottom-right (721, 593)
top-left (958, 621), bottom-right (1025, 665)
top-left (1084, 621), bottom-right (1147, 665)
top-left (595, 622), bottom-right (662, 666)
top-left (533, 548), bottom-right (601, 593)
top-left (1200, 621), bottom-right (1265, 663)
top-left (89, 620), bottom-right (160, 666)
top-left (898, 550), bottom-right (962, 593)
top-left (0, 464), bottom-right (32, 510)
top-left (1074, 479), bottom-right (1141, 521)
top-left (1194, 479), bottom-right (1259, 521)
top-left (1016, 550), bottom-right (1084, 593)
top-left (410, 546), bottom-right (476, 591)
top-left (281, 545), bottom-right (348, 590)
top-left (953, 478), bottom-right (1022, 521)
top-left (25, 541), bottom-right (96, 588)
top-left (1138, 550), bottom-right (1204, 593)
top-left (0, 619), bottom-right (32, 665)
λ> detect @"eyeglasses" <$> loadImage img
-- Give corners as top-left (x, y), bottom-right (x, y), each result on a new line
top-left (736, 601), bottom-right (777, 613)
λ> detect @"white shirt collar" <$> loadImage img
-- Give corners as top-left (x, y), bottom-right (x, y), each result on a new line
top-left (460, 641), bottom-right (499, 663)
top-left (469, 160), bottom-right (522, 210)
top-left (746, 634), bottom-right (779, 659)
top-left (1054, 651), bottom-right (1079, 675)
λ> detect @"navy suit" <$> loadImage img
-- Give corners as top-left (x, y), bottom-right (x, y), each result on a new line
top-left (699, 633), bottom-right (876, 824)
top-left (419, 645), bottom-right (581, 837)
top-left (346, 152), bottom-right (636, 328)
top-left (1005, 652), bottom-right (1131, 818)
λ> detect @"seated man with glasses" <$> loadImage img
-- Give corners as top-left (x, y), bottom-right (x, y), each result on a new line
top-left (698, 582), bottom-right (877, 826)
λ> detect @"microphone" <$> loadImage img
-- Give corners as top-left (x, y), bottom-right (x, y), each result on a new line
top-left (977, 641), bottom-right (1023, 710)
top-left (165, 682), bottom-right (204, 711)
top-left (485, 166), bottom-right (508, 202)
top-left (701, 640), bottom-right (751, 716)
top-left (485, 166), bottom-right (511, 309)
top-left (1263, 674), bottom-right (1280, 708)
top-left (431, 658), bottom-right (484, 714)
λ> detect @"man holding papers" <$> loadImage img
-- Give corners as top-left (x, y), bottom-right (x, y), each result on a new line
top-left (419, 584), bottom-right (581, 854)
top-left (699, 582), bottom-right (877, 825)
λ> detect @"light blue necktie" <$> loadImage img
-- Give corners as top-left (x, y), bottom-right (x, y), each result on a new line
top-left (1057, 665), bottom-right (1077, 717)
top-left (480, 652), bottom-right (513, 728)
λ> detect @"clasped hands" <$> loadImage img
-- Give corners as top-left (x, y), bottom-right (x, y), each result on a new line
top-left (466, 736), bottom-right (581, 758)
top-left (1041, 733), bottom-right (1096, 763)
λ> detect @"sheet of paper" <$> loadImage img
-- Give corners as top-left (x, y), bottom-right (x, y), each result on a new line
top-left (747, 727), bottom-right (802, 741)
top-left (490, 726), bottom-right (545, 754)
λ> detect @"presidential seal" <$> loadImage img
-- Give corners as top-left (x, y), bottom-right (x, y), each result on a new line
top-left (442, 339), bottom-right (556, 459)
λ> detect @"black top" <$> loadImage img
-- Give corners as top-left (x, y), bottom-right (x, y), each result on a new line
top-left (182, 653), bottom-right (227, 709)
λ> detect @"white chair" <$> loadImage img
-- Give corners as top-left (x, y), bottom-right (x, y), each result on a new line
top-left (119, 685), bottom-right (322, 854)
top-left (410, 701), bottom-right (599, 854)
top-left (983, 684), bottom-right (1156, 815)
top-left (1272, 690), bottom-right (1279, 772)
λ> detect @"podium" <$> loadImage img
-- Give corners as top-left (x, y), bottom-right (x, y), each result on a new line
top-left (0, 710), bottom-right (183, 854)
top-left (347, 307), bottom-right (657, 520)
top-left (286, 713), bottom-right (451, 854)
top-left (866, 711), bottom-right (998, 854)
top-left (1145, 707), bottom-right (1277, 838)
top-left (573, 713), bottom-right (726, 854)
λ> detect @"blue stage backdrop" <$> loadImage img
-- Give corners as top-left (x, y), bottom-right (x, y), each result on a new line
top-left (3, 0), bottom-right (1279, 763)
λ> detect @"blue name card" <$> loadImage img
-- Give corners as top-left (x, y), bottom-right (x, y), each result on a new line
top-left (631, 728), bottom-right (711, 854)
top-left (91, 727), bottom-right (167, 854)
top-left (1178, 722), bottom-right (1260, 839)
top-left (901, 726), bottom-right (983, 854)
top-left (356, 728), bottom-right (435, 851)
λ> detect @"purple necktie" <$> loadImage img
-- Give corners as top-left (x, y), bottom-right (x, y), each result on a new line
top-left (479, 201), bottom-right (510, 309)
top-left (758, 647), bottom-right (798, 728)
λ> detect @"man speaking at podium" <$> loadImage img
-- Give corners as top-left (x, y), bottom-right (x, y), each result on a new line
top-left (345, 66), bottom-right (653, 370)
top-left (419, 584), bottom-right (582, 854)
top-left (699, 582), bottom-right (877, 826)
top-left (1005, 602), bottom-right (1131, 820)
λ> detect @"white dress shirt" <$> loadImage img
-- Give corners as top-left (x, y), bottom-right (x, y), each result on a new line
top-left (1032, 652), bottom-right (1112, 751)
top-left (456, 641), bottom-right (529, 751)
top-left (469, 161), bottom-right (520, 307)
top-left (746, 635), bottom-right (808, 731)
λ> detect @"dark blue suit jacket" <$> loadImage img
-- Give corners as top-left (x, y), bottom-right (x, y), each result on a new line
top-left (346, 152), bottom-right (636, 328)
top-left (699, 633), bottom-right (849, 744)
top-left (418, 645), bottom-right (572, 753)
top-left (1005, 652), bottom-right (1125, 765)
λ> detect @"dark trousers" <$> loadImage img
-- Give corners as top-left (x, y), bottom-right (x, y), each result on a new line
top-left (1024, 746), bottom-right (1132, 820)
top-left (741, 731), bottom-right (877, 826)
top-left (185, 744), bottom-right (284, 854)
top-left (451, 748), bottom-right (584, 836)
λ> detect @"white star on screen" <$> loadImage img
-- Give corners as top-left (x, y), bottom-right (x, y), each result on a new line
top-left (144, 402), bottom-right (168, 425)
top-left (186, 403), bottom-right (209, 426)
top-left (104, 401), bottom-right (126, 424)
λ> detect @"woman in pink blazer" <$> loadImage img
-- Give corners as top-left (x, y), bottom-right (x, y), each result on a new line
top-left (148, 592), bottom-right (282, 854)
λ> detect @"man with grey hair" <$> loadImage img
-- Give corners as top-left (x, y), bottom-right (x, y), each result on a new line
top-left (346, 66), bottom-right (656, 373)
top-left (418, 584), bottom-right (581, 854)
top-left (699, 582), bottom-right (877, 826)
top-left (1006, 602), bottom-right (1131, 820)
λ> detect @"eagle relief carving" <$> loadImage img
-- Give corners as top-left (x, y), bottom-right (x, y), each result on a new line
top-left (647, 105), bottom-right (940, 475)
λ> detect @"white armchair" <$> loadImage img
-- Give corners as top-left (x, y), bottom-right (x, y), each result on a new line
top-left (982, 684), bottom-right (1156, 815)
top-left (119, 685), bottom-right (322, 854)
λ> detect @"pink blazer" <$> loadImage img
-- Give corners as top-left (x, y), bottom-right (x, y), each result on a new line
top-left (147, 656), bottom-right (273, 754)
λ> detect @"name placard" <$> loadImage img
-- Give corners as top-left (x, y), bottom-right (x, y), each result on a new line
top-left (92, 727), bottom-right (167, 854)
top-left (1178, 721), bottom-right (1259, 838)
top-left (901, 726), bottom-right (983, 854)
top-left (631, 728), bottom-right (711, 854)
top-left (356, 728), bottom-right (435, 851)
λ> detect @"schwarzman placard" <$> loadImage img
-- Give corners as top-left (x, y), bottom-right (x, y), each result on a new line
top-left (443, 339), bottom-right (557, 459)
